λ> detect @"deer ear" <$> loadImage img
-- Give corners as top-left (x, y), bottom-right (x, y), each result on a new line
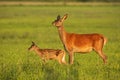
top-left (57, 15), bottom-right (61, 20)
top-left (32, 41), bottom-right (35, 45)
top-left (62, 14), bottom-right (68, 20)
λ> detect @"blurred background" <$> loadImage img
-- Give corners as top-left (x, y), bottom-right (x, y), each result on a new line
top-left (0, 0), bottom-right (119, 2)
top-left (0, 0), bottom-right (120, 6)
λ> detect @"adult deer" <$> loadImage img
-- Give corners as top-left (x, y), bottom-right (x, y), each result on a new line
top-left (28, 42), bottom-right (66, 64)
top-left (52, 14), bottom-right (107, 64)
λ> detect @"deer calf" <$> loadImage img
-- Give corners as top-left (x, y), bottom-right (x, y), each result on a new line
top-left (28, 42), bottom-right (66, 64)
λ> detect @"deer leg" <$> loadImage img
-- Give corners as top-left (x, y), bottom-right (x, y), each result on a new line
top-left (102, 52), bottom-right (107, 63)
top-left (94, 40), bottom-right (107, 64)
top-left (95, 50), bottom-right (107, 64)
top-left (69, 52), bottom-right (74, 64)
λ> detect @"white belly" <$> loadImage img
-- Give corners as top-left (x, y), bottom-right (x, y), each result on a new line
top-left (73, 46), bottom-right (93, 53)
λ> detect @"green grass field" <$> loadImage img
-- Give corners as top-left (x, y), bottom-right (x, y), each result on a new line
top-left (0, 5), bottom-right (120, 80)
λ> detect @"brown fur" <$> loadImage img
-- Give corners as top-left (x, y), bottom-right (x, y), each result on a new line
top-left (28, 42), bottom-right (66, 64)
top-left (52, 14), bottom-right (107, 64)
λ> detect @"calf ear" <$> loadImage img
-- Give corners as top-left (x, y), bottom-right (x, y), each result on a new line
top-left (57, 15), bottom-right (61, 20)
top-left (62, 14), bottom-right (68, 20)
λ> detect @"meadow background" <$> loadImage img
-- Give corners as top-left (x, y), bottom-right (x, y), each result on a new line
top-left (0, 3), bottom-right (120, 80)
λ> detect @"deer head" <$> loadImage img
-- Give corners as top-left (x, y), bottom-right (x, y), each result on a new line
top-left (52, 14), bottom-right (68, 28)
top-left (28, 42), bottom-right (36, 51)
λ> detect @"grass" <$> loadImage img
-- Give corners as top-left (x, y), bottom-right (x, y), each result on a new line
top-left (0, 5), bottom-right (120, 80)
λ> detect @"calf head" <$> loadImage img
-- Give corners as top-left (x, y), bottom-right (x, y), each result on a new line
top-left (28, 42), bottom-right (36, 51)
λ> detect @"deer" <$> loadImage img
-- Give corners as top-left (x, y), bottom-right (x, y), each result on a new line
top-left (52, 14), bottom-right (107, 64)
top-left (28, 42), bottom-right (66, 64)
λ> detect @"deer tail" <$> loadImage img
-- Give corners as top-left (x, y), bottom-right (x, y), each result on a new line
top-left (103, 36), bottom-right (107, 46)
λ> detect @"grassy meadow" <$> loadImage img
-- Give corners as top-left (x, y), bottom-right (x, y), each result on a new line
top-left (0, 5), bottom-right (120, 80)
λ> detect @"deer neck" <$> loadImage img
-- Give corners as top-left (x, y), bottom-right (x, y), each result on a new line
top-left (34, 47), bottom-right (43, 57)
top-left (58, 26), bottom-right (67, 45)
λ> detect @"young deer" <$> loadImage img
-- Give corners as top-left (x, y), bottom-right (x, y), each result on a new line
top-left (52, 14), bottom-right (107, 64)
top-left (28, 42), bottom-right (66, 64)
